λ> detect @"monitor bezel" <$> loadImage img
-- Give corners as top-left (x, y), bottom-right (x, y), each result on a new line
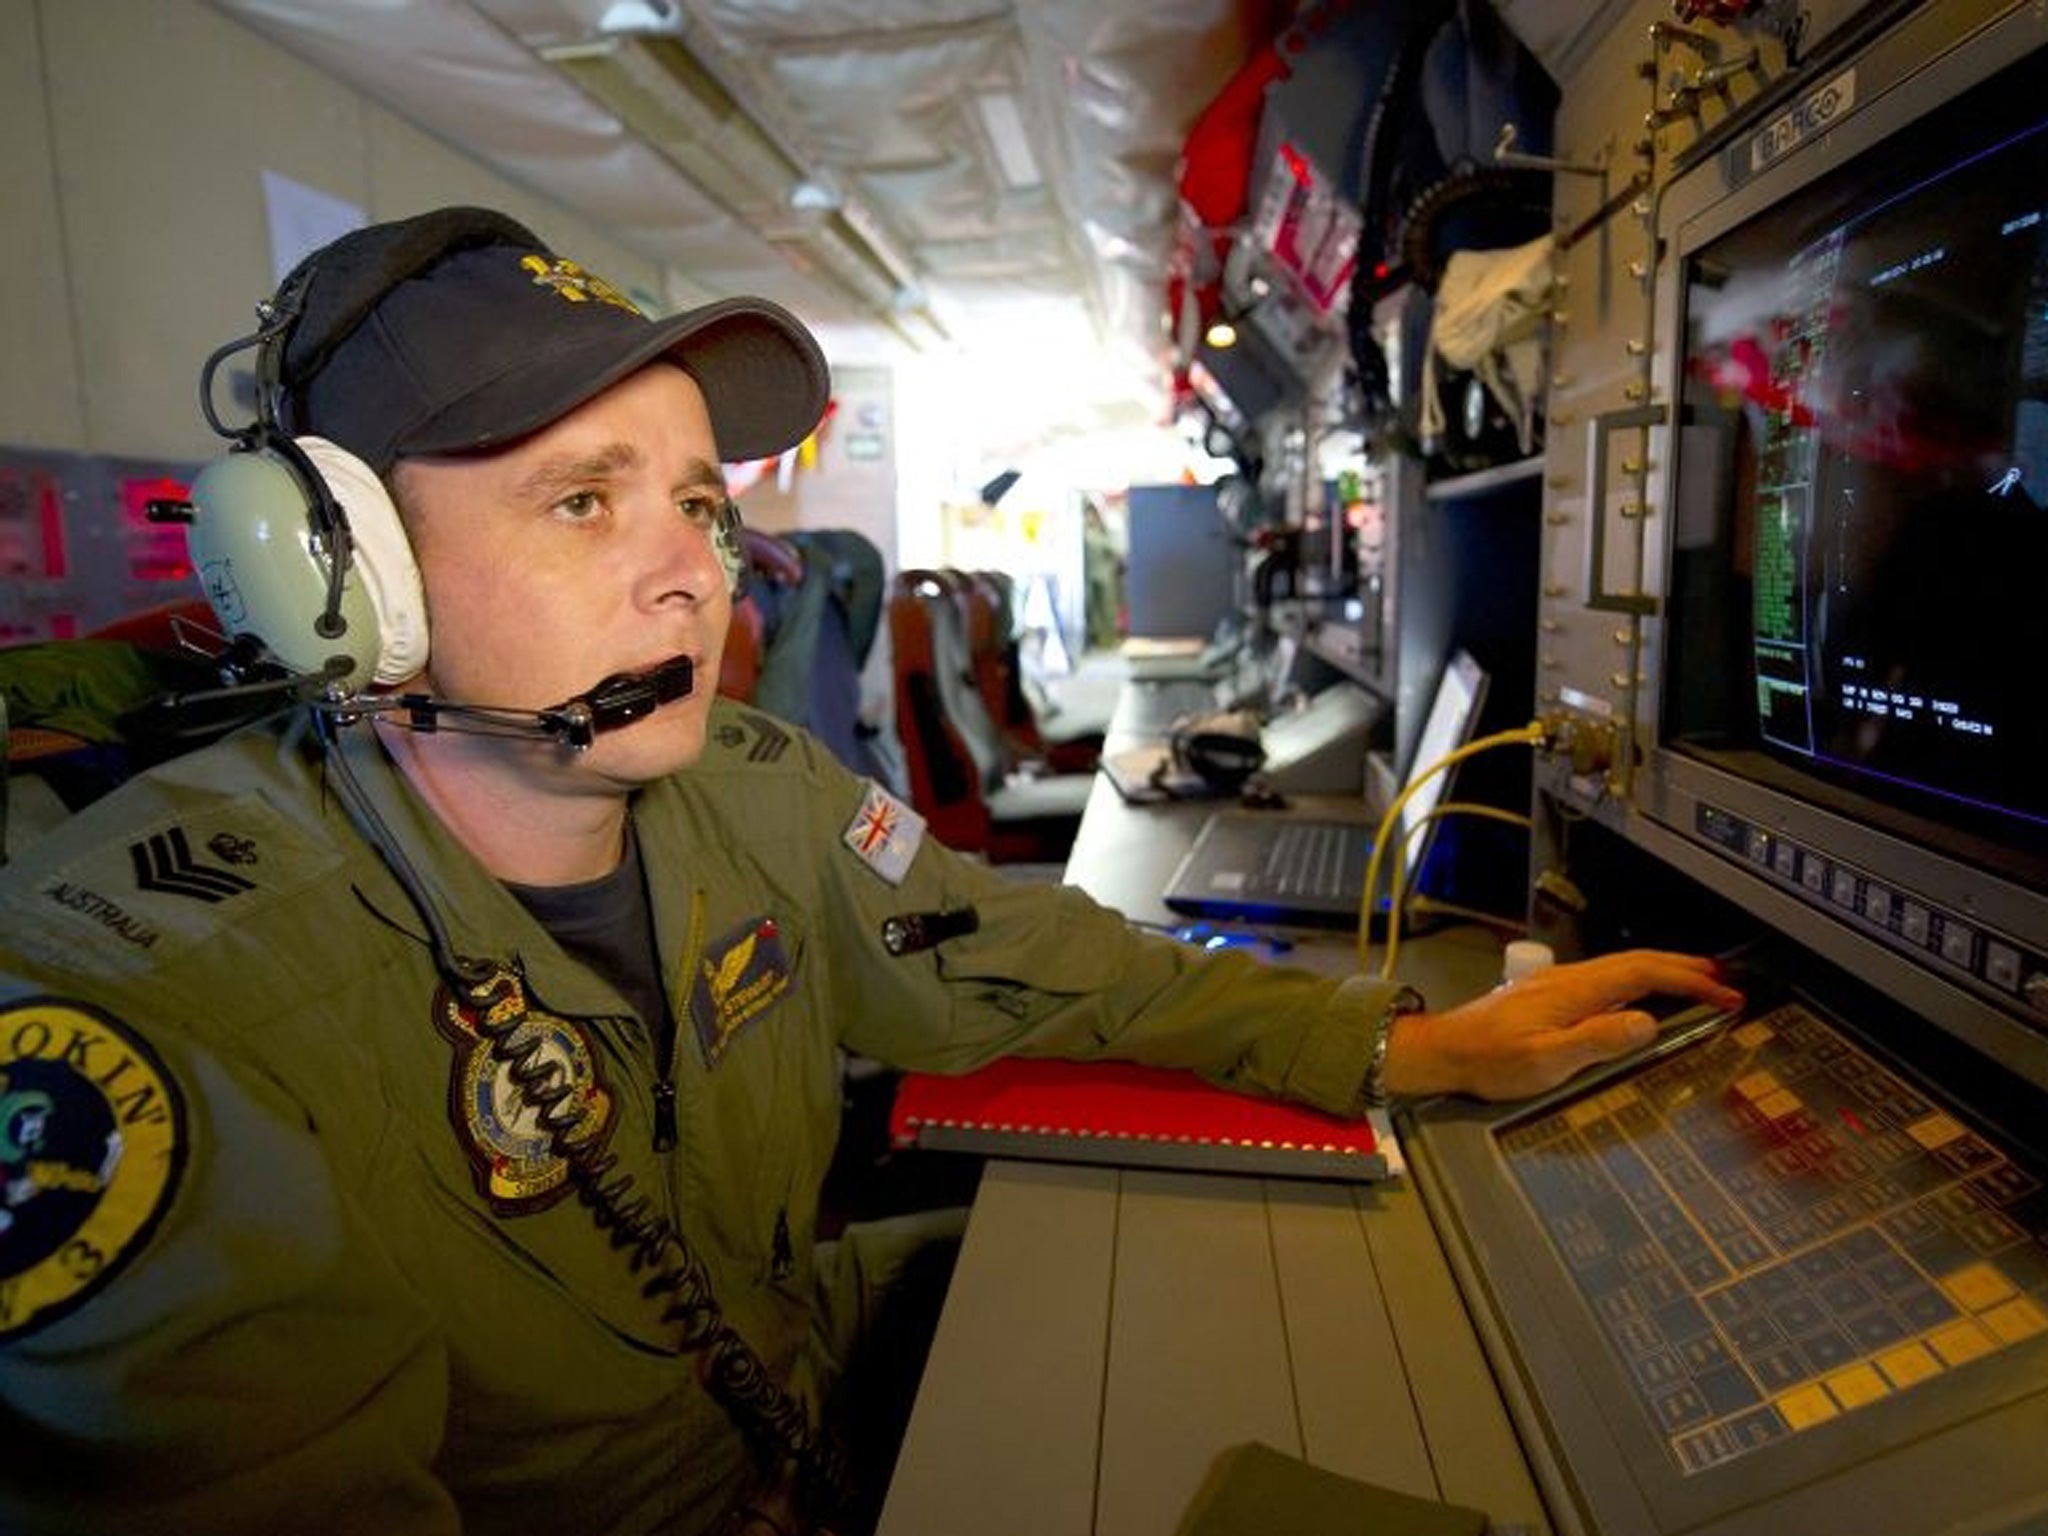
top-left (1636, 0), bottom-right (2048, 1063)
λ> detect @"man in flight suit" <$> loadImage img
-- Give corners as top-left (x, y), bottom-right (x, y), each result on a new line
top-left (0, 208), bottom-right (1740, 1535)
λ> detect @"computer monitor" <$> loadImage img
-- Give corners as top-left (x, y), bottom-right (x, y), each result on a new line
top-left (1407, 17), bottom-right (2048, 1536)
top-left (1669, 70), bottom-right (2048, 844)
top-left (1653, 11), bottom-right (2048, 1041)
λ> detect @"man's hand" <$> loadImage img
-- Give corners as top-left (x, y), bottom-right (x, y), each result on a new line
top-left (1380, 949), bottom-right (1744, 1102)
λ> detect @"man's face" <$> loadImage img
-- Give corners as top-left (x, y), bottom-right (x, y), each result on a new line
top-left (391, 362), bottom-right (733, 786)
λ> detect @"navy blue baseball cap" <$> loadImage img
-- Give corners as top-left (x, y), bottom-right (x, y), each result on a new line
top-left (273, 206), bottom-right (829, 470)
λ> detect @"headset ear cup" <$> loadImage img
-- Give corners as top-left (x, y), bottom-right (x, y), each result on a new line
top-left (186, 440), bottom-right (377, 686)
top-left (295, 437), bottom-right (429, 685)
top-left (715, 499), bottom-right (748, 601)
top-left (185, 436), bottom-right (428, 690)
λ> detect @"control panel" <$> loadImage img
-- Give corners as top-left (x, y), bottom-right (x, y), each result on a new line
top-left (1691, 803), bottom-right (2048, 1029)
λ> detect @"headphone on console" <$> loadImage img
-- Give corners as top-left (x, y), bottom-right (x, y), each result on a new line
top-left (1170, 709), bottom-right (1267, 793)
top-left (184, 246), bottom-right (748, 695)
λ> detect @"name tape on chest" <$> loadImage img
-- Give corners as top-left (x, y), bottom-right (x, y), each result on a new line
top-left (691, 916), bottom-right (794, 1069)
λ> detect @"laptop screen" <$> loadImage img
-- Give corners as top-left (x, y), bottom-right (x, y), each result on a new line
top-left (1158, 649), bottom-right (1490, 928)
top-left (1395, 648), bottom-right (1488, 893)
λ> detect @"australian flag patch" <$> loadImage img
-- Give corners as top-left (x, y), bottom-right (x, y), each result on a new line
top-left (841, 783), bottom-right (924, 886)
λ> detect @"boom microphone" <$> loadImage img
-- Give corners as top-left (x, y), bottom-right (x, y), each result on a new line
top-left (314, 654), bottom-right (696, 750)
top-left (122, 652), bottom-right (359, 741)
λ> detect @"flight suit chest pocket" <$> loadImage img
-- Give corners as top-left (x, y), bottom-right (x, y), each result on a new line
top-left (386, 965), bottom-right (687, 1352)
top-left (680, 916), bottom-right (831, 1289)
top-left (384, 1073), bottom-right (687, 1357)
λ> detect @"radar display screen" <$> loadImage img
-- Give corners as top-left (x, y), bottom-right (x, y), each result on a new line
top-left (1498, 1001), bottom-right (2048, 1474)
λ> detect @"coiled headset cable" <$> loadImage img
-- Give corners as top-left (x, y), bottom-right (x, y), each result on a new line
top-left (319, 712), bottom-right (850, 1525)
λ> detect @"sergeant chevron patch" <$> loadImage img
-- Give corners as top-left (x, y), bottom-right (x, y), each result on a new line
top-left (128, 826), bottom-right (256, 903)
top-left (713, 709), bottom-right (792, 764)
top-left (13, 804), bottom-right (330, 976)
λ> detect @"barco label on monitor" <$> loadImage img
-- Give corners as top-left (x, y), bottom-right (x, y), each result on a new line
top-left (1750, 69), bottom-right (1856, 174)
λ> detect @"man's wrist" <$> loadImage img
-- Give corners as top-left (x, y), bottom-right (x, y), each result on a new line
top-left (1357, 984), bottom-right (1426, 1109)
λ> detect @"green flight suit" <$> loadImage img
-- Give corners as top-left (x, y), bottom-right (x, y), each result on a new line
top-left (0, 699), bottom-right (1398, 1534)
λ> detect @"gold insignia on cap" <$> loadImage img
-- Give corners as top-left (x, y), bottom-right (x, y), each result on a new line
top-left (519, 254), bottom-right (643, 316)
top-left (0, 998), bottom-right (186, 1340)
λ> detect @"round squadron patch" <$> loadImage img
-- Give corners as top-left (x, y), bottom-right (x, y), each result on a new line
top-left (433, 966), bottom-right (614, 1216)
top-left (0, 998), bottom-right (186, 1340)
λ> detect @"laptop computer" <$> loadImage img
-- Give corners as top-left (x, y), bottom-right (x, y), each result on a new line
top-left (1160, 650), bottom-right (1489, 929)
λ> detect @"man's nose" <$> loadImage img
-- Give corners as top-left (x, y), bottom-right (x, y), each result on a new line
top-left (639, 505), bottom-right (729, 605)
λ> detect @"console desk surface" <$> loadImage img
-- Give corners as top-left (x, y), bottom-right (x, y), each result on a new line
top-left (879, 756), bottom-right (1550, 1536)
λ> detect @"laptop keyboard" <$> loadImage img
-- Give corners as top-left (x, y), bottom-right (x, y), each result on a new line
top-left (1255, 822), bottom-right (1361, 898)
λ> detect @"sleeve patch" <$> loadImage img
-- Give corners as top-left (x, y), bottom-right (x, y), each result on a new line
top-left (841, 783), bottom-right (925, 886)
top-left (0, 998), bottom-right (187, 1340)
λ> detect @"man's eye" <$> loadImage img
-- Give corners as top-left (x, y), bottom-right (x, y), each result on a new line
top-left (678, 495), bottom-right (724, 526)
top-left (554, 490), bottom-right (604, 520)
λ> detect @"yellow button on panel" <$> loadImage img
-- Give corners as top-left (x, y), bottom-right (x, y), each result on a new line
top-left (1825, 1363), bottom-right (1891, 1410)
top-left (1736, 1069), bottom-right (1784, 1101)
top-left (1875, 1342), bottom-right (1944, 1391)
top-left (1907, 1112), bottom-right (1966, 1150)
top-left (1983, 1296), bottom-right (2048, 1345)
top-left (1928, 1318), bottom-right (1998, 1368)
top-left (1756, 1088), bottom-right (1804, 1121)
top-left (1942, 1262), bottom-right (2018, 1314)
top-left (1776, 1383), bottom-right (1840, 1430)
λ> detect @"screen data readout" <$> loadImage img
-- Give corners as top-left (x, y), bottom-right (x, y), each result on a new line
top-left (1498, 1001), bottom-right (2048, 1474)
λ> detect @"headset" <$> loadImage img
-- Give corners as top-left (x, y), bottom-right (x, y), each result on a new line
top-left (1169, 709), bottom-right (1267, 793)
top-left (181, 259), bottom-right (748, 701)
top-left (184, 267), bottom-right (426, 691)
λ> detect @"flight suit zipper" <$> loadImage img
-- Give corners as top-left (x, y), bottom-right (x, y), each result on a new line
top-left (654, 888), bottom-right (707, 1152)
top-left (771, 1208), bottom-right (794, 1282)
top-left (651, 1075), bottom-right (678, 1151)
